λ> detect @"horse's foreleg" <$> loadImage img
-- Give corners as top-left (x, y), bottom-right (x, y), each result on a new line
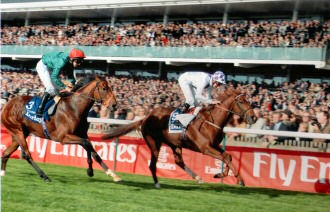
top-left (79, 144), bottom-right (94, 177)
top-left (61, 134), bottom-right (121, 182)
top-left (214, 164), bottom-right (230, 179)
top-left (172, 147), bottom-right (204, 184)
top-left (90, 151), bottom-right (121, 182)
top-left (81, 141), bottom-right (121, 182)
top-left (223, 152), bottom-right (245, 186)
top-left (204, 147), bottom-right (245, 186)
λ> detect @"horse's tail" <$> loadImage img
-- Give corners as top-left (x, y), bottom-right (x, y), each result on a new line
top-left (102, 119), bottom-right (144, 140)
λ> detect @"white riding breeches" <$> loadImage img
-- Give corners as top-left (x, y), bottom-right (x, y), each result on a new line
top-left (178, 79), bottom-right (198, 107)
top-left (36, 60), bottom-right (58, 95)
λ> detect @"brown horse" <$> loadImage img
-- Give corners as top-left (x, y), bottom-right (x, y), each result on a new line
top-left (102, 87), bottom-right (257, 188)
top-left (1, 75), bottom-right (121, 182)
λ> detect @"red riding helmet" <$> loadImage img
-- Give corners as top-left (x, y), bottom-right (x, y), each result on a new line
top-left (69, 48), bottom-right (86, 59)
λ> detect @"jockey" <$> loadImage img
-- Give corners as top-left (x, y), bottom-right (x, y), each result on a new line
top-left (36, 48), bottom-right (86, 116)
top-left (178, 71), bottom-right (226, 113)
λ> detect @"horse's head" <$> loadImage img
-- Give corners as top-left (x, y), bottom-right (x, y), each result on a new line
top-left (93, 75), bottom-right (118, 111)
top-left (231, 92), bottom-right (257, 125)
top-left (215, 88), bottom-right (257, 125)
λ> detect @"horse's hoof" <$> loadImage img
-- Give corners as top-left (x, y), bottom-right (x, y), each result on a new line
top-left (155, 183), bottom-right (161, 189)
top-left (195, 176), bottom-right (204, 184)
top-left (214, 173), bottom-right (224, 178)
top-left (113, 176), bottom-right (122, 182)
top-left (238, 180), bottom-right (245, 186)
top-left (0, 170), bottom-right (6, 176)
top-left (87, 169), bottom-right (94, 177)
top-left (44, 178), bottom-right (52, 183)
top-left (197, 179), bottom-right (205, 184)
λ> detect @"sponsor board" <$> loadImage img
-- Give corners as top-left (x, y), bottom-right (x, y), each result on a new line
top-left (1, 128), bottom-right (329, 194)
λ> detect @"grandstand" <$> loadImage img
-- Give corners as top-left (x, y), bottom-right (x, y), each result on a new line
top-left (1, 0), bottom-right (330, 84)
top-left (1, 0), bottom-right (330, 195)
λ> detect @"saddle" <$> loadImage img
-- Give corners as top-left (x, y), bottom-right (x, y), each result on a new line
top-left (169, 107), bottom-right (202, 133)
top-left (24, 94), bottom-right (62, 123)
top-left (175, 107), bottom-right (202, 128)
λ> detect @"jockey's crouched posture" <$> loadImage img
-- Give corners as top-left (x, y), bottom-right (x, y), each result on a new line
top-left (178, 71), bottom-right (226, 113)
top-left (36, 48), bottom-right (86, 116)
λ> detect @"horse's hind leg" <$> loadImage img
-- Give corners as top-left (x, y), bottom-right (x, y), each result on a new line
top-left (9, 133), bottom-right (51, 182)
top-left (20, 137), bottom-right (51, 182)
top-left (1, 140), bottom-right (20, 176)
top-left (144, 135), bottom-right (162, 188)
top-left (171, 146), bottom-right (204, 184)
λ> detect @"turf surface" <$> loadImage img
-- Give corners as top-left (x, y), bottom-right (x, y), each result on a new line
top-left (1, 159), bottom-right (329, 212)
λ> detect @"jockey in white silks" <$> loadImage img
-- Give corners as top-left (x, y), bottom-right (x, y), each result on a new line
top-left (178, 71), bottom-right (227, 114)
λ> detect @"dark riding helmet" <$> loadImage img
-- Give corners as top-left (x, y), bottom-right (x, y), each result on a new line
top-left (69, 48), bottom-right (86, 59)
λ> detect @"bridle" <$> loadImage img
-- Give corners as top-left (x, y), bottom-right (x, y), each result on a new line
top-left (216, 94), bottom-right (253, 117)
top-left (73, 80), bottom-right (115, 105)
top-left (202, 94), bottom-right (253, 130)
top-left (93, 80), bottom-right (115, 104)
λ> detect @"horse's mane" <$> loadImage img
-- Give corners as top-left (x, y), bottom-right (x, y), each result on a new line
top-left (216, 87), bottom-right (242, 102)
top-left (74, 76), bottom-right (96, 91)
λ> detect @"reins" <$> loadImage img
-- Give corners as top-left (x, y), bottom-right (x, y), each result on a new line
top-left (216, 94), bottom-right (253, 117)
top-left (69, 80), bottom-right (115, 104)
top-left (200, 93), bottom-right (253, 130)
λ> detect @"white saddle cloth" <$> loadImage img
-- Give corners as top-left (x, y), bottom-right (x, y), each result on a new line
top-left (175, 107), bottom-right (202, 128)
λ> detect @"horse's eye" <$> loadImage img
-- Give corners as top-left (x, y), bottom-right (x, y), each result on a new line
top-left (103, 87), bottom-right (107, 91)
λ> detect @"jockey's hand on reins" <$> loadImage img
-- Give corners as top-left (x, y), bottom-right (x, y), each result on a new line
top-left (62, 80), bottom-right (74, 91)
top-left (60, 86), bottom-right (74, 93)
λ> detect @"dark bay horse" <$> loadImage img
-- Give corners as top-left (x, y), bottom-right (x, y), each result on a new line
top-left (102, 88), bottom-right (257, 188)
top-left (1, 75), bottom-right (121, 182)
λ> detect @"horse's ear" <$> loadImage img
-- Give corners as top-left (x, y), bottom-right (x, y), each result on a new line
top-left (95, 75), bottom-right (100, 80)
top-left (237, 87), bottom-right (246, 94)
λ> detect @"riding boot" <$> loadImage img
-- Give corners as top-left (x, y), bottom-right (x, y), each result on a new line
top-left (36, 92), bottom-right (50, 116)
top-left (182, 103), bottom-right (190, 114)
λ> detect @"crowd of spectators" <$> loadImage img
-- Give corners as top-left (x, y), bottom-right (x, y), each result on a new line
top-left (1, 69), bottom-right (329, 144)
top-left (2, 19), bottom-right (330, 47)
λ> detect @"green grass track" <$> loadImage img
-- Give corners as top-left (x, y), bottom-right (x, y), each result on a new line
top-left (1, 159), bottom-right (329, 212)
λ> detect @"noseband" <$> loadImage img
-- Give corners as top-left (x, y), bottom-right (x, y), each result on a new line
top-left (74, 80), bottom-right (115, 104)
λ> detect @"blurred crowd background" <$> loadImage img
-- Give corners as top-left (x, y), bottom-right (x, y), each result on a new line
top-left (1, 69), bottom-right (329, 145)
top-left (2, 20), bottom-right (330, 47)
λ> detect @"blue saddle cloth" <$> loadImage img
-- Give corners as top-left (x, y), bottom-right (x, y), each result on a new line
top-left (24, 96), bottom-right (56, 123)
top-left (168, 108), bottom-right (183, 133)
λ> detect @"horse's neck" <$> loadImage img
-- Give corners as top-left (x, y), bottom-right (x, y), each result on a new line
top-left (189, 95), bottom-right (236, 140)
top-left (77, 82), bottom-right (95, 97)
top-left (71, 82), bottom-right (96, 112)
top-left (203, 97), bottom-right (235, 126)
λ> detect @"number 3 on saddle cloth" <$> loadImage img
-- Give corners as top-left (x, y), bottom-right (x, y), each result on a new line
top-left (169, 107), bottom-right (202, 133)
top-left (24, 96), bottom-right (61, 138)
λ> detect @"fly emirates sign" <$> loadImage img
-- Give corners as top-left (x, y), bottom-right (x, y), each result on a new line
top-left (27, 136), bottom-right (137, 163)
top-left (253, 152), bottom-right (329, 187)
